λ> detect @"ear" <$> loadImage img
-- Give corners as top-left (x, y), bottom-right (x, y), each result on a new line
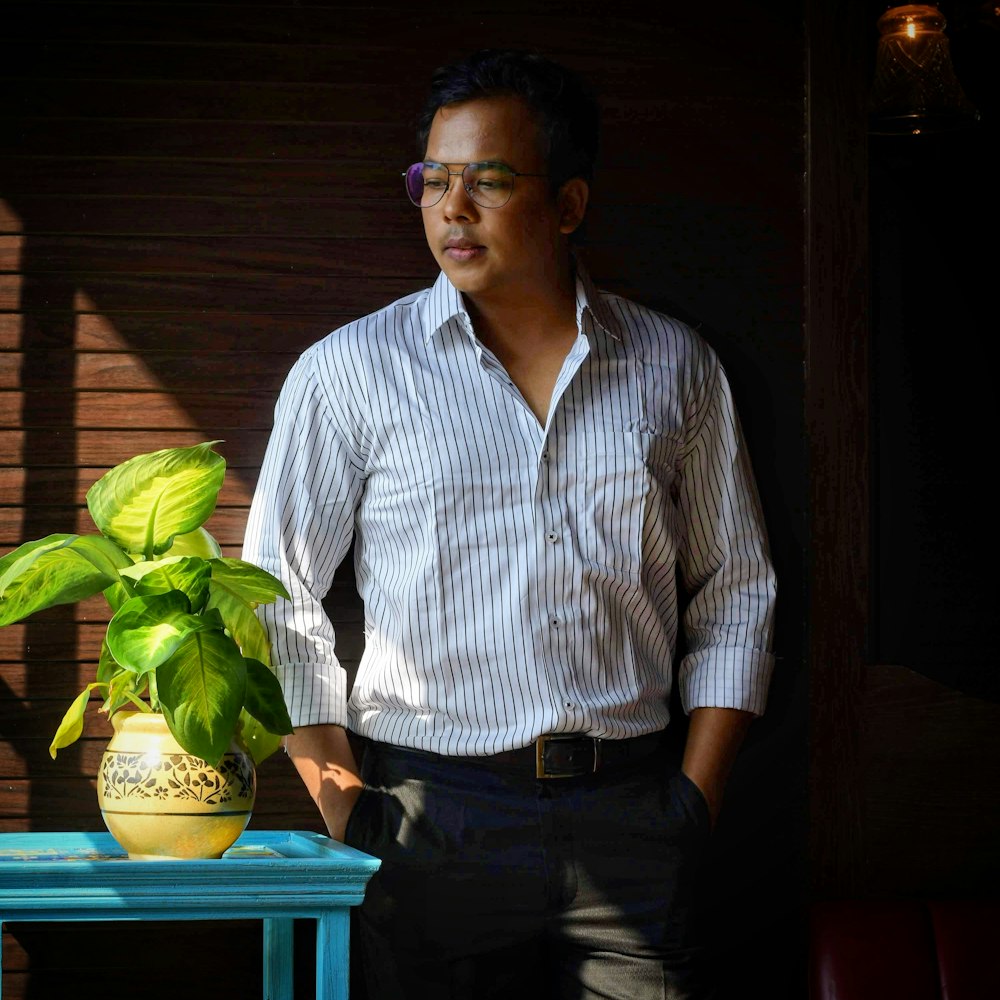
top-left (557, 178), bottom-right (589, 235)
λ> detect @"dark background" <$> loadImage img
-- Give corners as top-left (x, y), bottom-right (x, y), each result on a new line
top-left (859, 0), bottom-right (1000, 905)
top-left (0, 1), bottom-right (996, 997)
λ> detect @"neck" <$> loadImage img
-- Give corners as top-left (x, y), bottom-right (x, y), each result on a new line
top-left (462, 252), bottom-right (581, 428)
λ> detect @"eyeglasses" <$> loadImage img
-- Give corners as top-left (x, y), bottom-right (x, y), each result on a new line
top-left (402, 161), bottom-right (548, 209)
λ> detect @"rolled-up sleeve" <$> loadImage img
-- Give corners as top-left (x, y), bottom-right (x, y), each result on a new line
top-left (674, 353), bottom-right (776, 716)
top-left (242, 346), bottom-right (367, 728)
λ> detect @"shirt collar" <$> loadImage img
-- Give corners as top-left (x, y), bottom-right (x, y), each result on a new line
top-left (573, 257), bottom-right (623, 343)
top-left (422, 256), bottom-right (624, 344)
top-left (424, 270), bottom-right (471, 343)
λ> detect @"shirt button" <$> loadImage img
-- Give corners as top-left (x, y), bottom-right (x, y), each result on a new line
top-left (541, 450), bottom-right (550, 461)
top-left (545, 530), bottom-right (559, 543)
top-left (549, 616), bottom-right (561, 628)
top-left (564, 701), bottom-right (575, 710)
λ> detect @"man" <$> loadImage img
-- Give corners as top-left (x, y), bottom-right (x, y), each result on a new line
top-left (243, 49), bottom-right (775, 1000)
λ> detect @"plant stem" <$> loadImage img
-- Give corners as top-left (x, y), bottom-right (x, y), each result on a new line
top-left (143, 493), bottom-right (162, 561)
top-left (147, 672), bottom-right (160, 712)
top-left (122, 690), bottom-right (153, 713)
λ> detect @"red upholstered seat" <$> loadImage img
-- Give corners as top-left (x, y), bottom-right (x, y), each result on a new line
top-left (929, 900), bottom-right (1000, 1000)
top-left (809, 900), bottom-right (1000, 1000)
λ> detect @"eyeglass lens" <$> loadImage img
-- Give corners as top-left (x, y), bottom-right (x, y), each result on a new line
top-left (405, 162), bottom-right (516, 209)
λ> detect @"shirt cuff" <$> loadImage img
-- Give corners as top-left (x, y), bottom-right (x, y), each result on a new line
top-left (274, 659), bottom-right (350, 729)
top-left (678, 647), bottom-right (775, 717)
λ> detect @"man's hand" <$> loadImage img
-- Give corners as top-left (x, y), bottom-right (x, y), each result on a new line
top-left (681, 707), bottom-right (754, 829)
top-left (284, 724), bottom-right (364, 841)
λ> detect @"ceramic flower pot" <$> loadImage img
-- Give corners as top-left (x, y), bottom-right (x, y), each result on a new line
top-left (97, 711), bottom-right (256, 860)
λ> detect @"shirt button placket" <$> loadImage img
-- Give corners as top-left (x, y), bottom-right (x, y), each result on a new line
top-left (537, 438), bottom-right (575, 722)
top-left (539, 441), bottom-right (563, 631)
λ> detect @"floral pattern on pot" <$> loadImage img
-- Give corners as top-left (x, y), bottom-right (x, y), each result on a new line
top-left (100, 750), bottom-right (256, 805)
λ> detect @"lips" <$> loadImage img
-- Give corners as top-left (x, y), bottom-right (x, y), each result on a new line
top-left (443, 238), bottom-right (485, 262)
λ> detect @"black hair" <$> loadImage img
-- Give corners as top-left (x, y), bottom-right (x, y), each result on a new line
top-left (417, 49), bottom-right (600, 189)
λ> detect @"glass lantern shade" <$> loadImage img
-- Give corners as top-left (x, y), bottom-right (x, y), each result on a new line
top-left (869, 4), bottom-right (980, 134)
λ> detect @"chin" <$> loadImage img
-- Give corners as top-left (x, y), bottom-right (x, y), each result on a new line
top-left (437, 260), bottom-right (490, 297)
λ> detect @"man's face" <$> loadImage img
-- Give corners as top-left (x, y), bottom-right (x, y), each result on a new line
top-left (420, 95), bottom-right (583, 307)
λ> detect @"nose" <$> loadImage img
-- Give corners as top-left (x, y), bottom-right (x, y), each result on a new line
top-left (441, 171), bottom-right (479, 222)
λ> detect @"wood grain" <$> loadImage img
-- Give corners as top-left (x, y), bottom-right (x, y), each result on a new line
top-left (0, 392), bottom-right (277, 430)
top-left (859, 666), bottom-right (1000, 897)
top-left (2, 119), bottom-right (413, 162)
top-left (0, 234), bottom-right (436, 276)
top-left (0, 197), bottom-right (417, 238)
top-left (0, 504), bottom-right (251, 542)
top-left (805, 0), bottom-right (870, 896)
top-left (0, 466), bottom-right (258, 506)
top-left (0, 272), bottom-right (429, 314)
top-left (0, 311), bottom-right (354, 352)
top-left (0, 429), bottom-right (272, 467)
top-left (5, 78), bottom-right (424, 124)
top-left (1, 352), bottom-right (296, 392)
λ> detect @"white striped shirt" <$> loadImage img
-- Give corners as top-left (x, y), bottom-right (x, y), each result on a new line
top-left (242, 266), bottom-right (776, 756)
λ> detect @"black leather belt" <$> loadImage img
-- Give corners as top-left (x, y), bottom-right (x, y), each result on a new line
top-left (379, 731), bottom-right (664, 780)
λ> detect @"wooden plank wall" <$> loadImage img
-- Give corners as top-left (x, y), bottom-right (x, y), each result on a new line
top-left (0, 2), bottom-right (806, 996)
top-left (804, 0), bottom-right (869, 899)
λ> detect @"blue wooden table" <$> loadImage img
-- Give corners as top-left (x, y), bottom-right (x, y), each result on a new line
top-left (0, 830), bottom-right (380, 1000)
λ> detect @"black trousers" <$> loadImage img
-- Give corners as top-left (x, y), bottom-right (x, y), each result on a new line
top-left (344, 739), bottom-right (716, 1000)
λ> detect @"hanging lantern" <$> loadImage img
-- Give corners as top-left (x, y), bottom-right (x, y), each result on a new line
top-left (869, 3), bottom-right (980, 134)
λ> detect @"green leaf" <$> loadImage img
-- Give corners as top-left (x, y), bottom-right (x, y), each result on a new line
top-left (71, 534), bottom-right (134, 578)
top-left (238, 659), bottom-right (292, 765)
top-left (208, 558), bottom-right (290, 608)
top-left (97, 640), bottom-right (150, 715)
top-left (96, 637), bottom-right (119, 685)
top-left (107, 673), bottom-right (151, 716)
top-left (106, 592), bottom-right (223, 673)
top-left (243, 657), bottom-right (293, 736)
top-left (121, 556), bottom-right (182, 580)
top-left (205, 558), bottom-right (290, 664)
top-left (124, 556), bottom-right (212, 612)
top-left (86, 442), bottom-right (226, 557)
top-left (0, 535), bottom-right (126, 626)
top-left (238, 711), bottom-right (284, 765)
top-left (161, 527), bottom-right (222, 560)
top-left (157, 630), bottom-right (247, 765)
top-left (102, 579), bottom-right (134, 614)
top-left (0, 535), bottom-right (75, 594)
top-left (205, 580), bottom-right (271, 664)
top-left (49, 683), bottom-right (102, 758)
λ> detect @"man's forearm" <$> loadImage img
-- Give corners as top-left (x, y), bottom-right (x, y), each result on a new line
top-left (284, 724), bottom-right (363, 841)
top-left (681, 706), bottom-right (755, 828)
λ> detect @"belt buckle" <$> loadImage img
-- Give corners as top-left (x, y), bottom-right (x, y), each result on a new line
top-left (535, 734), bottom-right (601, 779)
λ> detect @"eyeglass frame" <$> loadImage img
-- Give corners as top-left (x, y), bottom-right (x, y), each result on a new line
top-left (402, 160), bottom-right (550, 209)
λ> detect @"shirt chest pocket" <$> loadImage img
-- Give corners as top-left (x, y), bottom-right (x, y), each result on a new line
top-left (569, 425), bottom-right (681, 584)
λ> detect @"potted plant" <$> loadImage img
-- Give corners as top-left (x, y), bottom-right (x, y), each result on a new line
top-left (0, 441), bottom-right (293, 859)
